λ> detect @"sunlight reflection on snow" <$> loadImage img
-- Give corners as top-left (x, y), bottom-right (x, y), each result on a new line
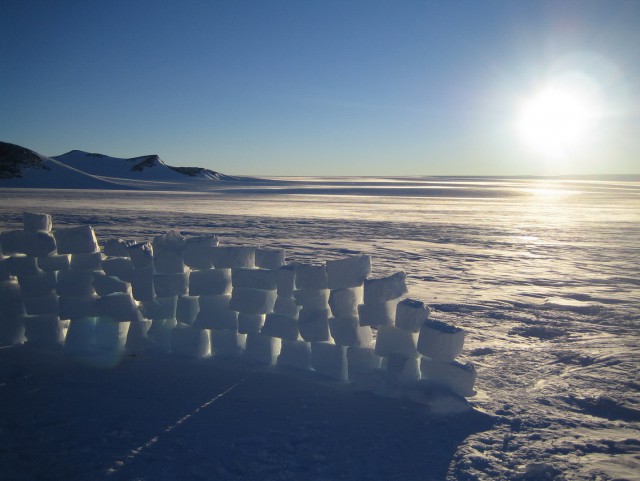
top-left (525, 186), bottom-right (575, 198)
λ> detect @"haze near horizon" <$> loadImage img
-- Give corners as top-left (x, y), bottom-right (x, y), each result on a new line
top-left (1, 0), bottom-right (638, 176)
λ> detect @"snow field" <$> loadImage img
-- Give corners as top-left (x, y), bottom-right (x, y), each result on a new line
top-left (0, 213), bottom-right (476, 398)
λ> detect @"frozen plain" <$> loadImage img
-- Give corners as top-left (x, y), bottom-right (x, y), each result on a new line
top-left (0, 176), bottom-right (639, 481)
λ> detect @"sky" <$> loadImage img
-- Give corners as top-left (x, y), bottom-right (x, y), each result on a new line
top-left (1, 0), bottom-right (638, 176)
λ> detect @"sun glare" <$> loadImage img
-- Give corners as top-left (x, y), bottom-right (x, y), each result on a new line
top-left (517, 74), bottom-right (601, 158)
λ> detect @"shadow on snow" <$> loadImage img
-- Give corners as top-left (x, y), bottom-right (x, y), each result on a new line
top-left (0, 346), bottom-right (495, 481)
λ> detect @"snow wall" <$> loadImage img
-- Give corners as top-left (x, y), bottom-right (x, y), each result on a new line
top-left (0, 213), bottom-right (476, 397)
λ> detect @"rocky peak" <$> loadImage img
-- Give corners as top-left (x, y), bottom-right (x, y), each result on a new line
top-left (0, 141), bottom-right (50, 179)
top-left (130, 155), bottom-right (162, 172)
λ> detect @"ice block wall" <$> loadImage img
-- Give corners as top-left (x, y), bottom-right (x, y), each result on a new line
top-left (0, 213), bottom-right (476, 397)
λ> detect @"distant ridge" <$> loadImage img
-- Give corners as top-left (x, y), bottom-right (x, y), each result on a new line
top-left (167, 165), bottom-right (240, 181)
top-left (0, 141), bottom-right (132, 190)
top-left (0, 141), bottom-right (248, 190)
top-left (53, 149), bottom-right (242, 182)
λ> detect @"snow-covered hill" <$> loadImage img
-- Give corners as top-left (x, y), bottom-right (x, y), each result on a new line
top-left (53, 149), bottom-right (242, 182)
top-left (0, 142), bottom-right (246, 190)
top-left (0, 142), bottom-right (132, 190)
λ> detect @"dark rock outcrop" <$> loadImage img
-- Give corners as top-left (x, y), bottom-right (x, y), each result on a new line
top-left (0, 142), bottom-right (50, 178)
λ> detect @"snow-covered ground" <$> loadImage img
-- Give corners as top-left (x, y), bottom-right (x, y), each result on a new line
top-left (1, 177), bottom-right (639, 480)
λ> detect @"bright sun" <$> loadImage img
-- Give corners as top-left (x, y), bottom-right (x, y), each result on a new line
top-left (517, 76), bottom-right (600, 158)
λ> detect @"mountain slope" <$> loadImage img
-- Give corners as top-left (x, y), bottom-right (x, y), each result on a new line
top-left (53, 150), bottom-right (241, 182)
top-left (0, 142), bottom-right (134, 190)
top-left (0, 142), bottom-right (253, 190)
top-left (0, 142), bottom-right (51, 179)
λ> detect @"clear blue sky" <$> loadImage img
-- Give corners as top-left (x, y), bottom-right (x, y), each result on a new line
top-left (1, 0), bottom-right (638, 175)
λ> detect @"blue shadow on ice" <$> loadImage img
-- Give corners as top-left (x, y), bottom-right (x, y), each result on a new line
top-left (0, 346), bottom-right (495, 481)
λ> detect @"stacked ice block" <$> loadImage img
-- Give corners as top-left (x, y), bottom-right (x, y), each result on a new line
top-left (0, 214), bottom-right (477, 398)
top-left (1, 213), bottom-right (62, 346)
top-left (177, 234), bottom-right (220, 357)
top-left (323, 255), bottom-right (375, 382)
